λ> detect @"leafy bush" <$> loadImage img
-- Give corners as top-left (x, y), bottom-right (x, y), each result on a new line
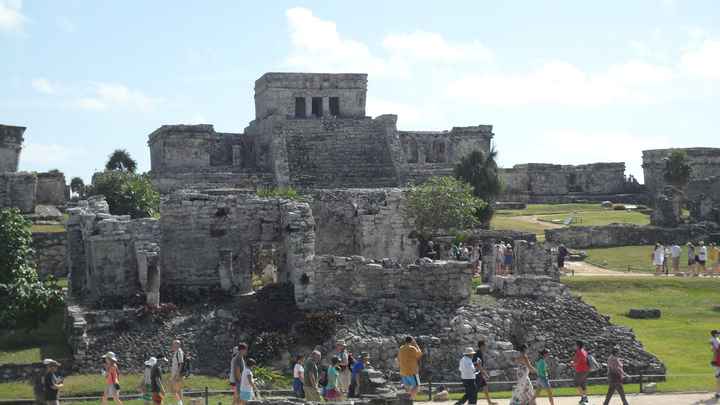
top-left (252, 331), bottom-right (294, 364)
top-left (253, 366), bottom-right (292, 388)
top-left (256, 186), bottom-right (301, 201)
top-left (88, 171), bottom-right (159, 218)
top-left (404, 176), bottom-right (487, 240)
top-left (0, 209), bottom-right (64, 330)
top-left (295, 311), bottom-right (343, 344)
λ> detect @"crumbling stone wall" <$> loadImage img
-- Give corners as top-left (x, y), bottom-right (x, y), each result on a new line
top-left (0, 172), bottom-right (36, 213)
top-left (0, 124), bottom-right (25, 173)
top-left (399, 126), bottom-right (494, 184)
top-left (160, 191), bottom-right (315, 294)
top-left (512, 240), bottom-right (560, 280)
top-left (545, 222), bottom-right (719, 248)
top-left (296, 255), bottom-right (473, 309)
top-left (643, 148), bottom-right (720, 197)
top-left (36, 171), bottom-right (67, 206)
top-left (32, 232), bottom-right (67, 278)
top-left (500, 162), bottom-right (628, 203)
top-left (311, 188), bottom-right (418, 263)
top-left (688, 176), bottom-right (720, 224)
top-left (651, 186), bottom-right (683, 227)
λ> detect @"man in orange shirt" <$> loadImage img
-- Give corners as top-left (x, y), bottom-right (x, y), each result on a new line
top-left (397, 336), bottom-right (423, 399)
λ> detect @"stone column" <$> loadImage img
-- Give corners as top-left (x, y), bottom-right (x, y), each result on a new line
top-left (322, 97), bottom-right (330, 117)
top-left (218, 249), bottom-right (234, 291)
top-left (305, 97), bottom-right (313, 118)
top-left (146, 254), bottom-right (161, 307)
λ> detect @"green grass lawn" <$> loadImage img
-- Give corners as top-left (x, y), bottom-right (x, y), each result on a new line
top-left (564, 276), bottom-right (720, 392)
top-left (0, 309), bottom-right (70, 366)
top-left (30, 223), bottom-right (66, 233)
top-left (584, 244), bottom-right (709, 273)
top-left (496, 203), bottom-right (605, 217)
top-left (537, 209), bottom-right (650, 227)
top-left (490, 215), bottom-right (551, 239)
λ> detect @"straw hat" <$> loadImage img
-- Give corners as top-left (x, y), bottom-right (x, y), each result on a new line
top-left (101, 351), bottom-right (118, 362)
top-left (463, 347), bottom-right (476, 355)
top-left (336, 340), bottom-right (346, 347)
top-left (144, 357), bottom-right (157, 367)
top-left (43, 358), bottom-right (61, 367)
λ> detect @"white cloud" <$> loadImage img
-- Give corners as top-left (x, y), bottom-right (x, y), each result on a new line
top-left (75, 83), bottom-right (163, 112)
top-left (31, 78), bottom-right (56, 94)
top-left (447, 60), bottom-right (672, 106)
top-left (285, 7), bottom-right (396, 76)
top-left (382, 31), bottom-right (493, 63)
top-left (22, 143), bottom-right (84, 167)
top-left (0, 0), bottom-right (26, 33)
top-left (680, 39), bottom-right (720, 80)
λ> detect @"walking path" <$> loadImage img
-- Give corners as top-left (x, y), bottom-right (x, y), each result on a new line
top-left (563, 261), bottom-right (652, 277)
top-left (511, 215), bottom-right (564, 229)
top-left (437, 392), bottom-right (718, 404)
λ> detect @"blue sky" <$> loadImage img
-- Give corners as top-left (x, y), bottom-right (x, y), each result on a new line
top-left (2, 0), bottom-right (719, 182)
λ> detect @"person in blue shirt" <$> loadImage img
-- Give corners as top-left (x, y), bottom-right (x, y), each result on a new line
top-left (349, 353), bottom-right (369, 398)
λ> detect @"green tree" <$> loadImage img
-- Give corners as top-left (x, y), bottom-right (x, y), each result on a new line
top-left (105, 149), bottom-right (138, 173)
top-left (404, 176), bottom-right (487, 240)
top-left (663, 150), bottom-right (692, 188)
top-left (0, 209), bottom-right (64, 330)
top-left (70, 177), bottom-right (85, 198)
top-left (89, 171), bottom-right (160, 218)
top-left (453, 147), bottom-right (502, 227)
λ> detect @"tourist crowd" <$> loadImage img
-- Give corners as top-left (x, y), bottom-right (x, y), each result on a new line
top-left (652, 241), bottom-right (720, 276)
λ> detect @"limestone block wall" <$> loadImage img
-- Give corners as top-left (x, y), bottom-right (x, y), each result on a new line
top-left (0, 124), bottom-right (25, 173)
top-left (160, 191), bottom-right (315, 293)
top-left (512, 240), bottom-right (560, 280)
top-left (688, 176), bottom-right (720, 224)
top-left (545, 223), bottom-right (719, 249)
top-left (0, 172), bottom-right (37, 213)
top-left (277, 115), bottom-right (402, 188)
top-left (36, 171), bottom-right (67, 206)
top-left (643, 148), bottom-right (720, 197)
top-left (65, 196), bottom-right (110, 296)
top-left (254, 73), bottom-right (367, 120)
top-left (296, 255), bottom-right (474, 309)
top-left (311, 188), bottom-right (418, 263)
top-left (32, 232), bottom-right (67, 278)
top-left (148, 124), bottom-right (214, 172)
top-left (399, 126), bottom-right (494, 184)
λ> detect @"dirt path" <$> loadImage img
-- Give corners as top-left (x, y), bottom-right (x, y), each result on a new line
top-left (436, 392), bottom-right (717, 404)
top-left (511, 215), bottom-right (564, 229)
top-left (563, 260), bottom-right (653, 277)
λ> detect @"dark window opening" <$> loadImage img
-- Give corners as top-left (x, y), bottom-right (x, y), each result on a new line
top-left (311, 97), bottom-right (323, 117)
top-left (431, 141), bottom-right (446, 163)
top-left (295, 97), bottom-right (306, 118)
top-left (329, 97), bottom-right (340, 116)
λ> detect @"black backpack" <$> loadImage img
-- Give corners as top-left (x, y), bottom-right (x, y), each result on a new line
top-left (178, 352), bottom-right (191, 377)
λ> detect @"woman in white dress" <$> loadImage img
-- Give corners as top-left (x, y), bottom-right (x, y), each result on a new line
top-left (653, 242), bottom-right (665, 275)
top-left (510, 344), bottom-right (536, 405)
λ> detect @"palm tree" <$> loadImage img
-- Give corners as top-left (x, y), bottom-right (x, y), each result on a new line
top-left (105, 149), bottom-right (137, 173)
top-left (70, 177), bottom-right (85, 198)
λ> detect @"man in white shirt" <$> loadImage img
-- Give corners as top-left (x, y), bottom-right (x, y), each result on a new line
top-left (456, 348), bottom-right (477, 405)
top-left (671, 243), bottom-right (682, 273)
top-left (699, 241), bottom-right (709, 274)
top-left (170, 340), bottom-right (184, 405)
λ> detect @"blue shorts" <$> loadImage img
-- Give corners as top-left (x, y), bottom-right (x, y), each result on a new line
top-left (401, 375), bottom-right (418, 388)
top-left (537, 377), bottom-right (551, 389)
top-left (239, 390), bottom-right (253, 401)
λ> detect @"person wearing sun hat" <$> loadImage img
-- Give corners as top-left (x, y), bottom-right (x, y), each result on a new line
top-left (456, 347), bottom-right (477, 405)
top-left (334, 340), bottom-right (351, 396)
top-left (43, 359), bottom-right (63, 405)
top-left (101, 352), bottom-right (123, 405)
top-left (138, 356), bottom-right (165, 405)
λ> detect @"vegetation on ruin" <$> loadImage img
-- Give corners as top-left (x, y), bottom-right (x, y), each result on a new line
top-left (565, 276), bottom-right (720, 393)
top-left (404, 176), bottom-right (486, 239)
top-left (105, 148), bottom-right (138, 173)
top-left (256, 186), bottom-right (302, 201)
top-left (453, 147), bottom-right (502, 227)
top-left (0, 209), bottom-right (64, 330)
top-left (663, 149), bottom-right (692, 188)
top-left (88, 171), bottom-right (160, 218)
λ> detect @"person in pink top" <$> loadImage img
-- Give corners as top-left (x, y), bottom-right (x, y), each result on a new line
top-left (571, 341), bottom-right (590, 404)
top-left (101, 352), bottom-right (124, 405)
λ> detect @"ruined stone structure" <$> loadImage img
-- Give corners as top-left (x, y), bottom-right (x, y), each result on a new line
top-left (545, 222), bottom-right (719, 249)
top-left (688, 176), bottom-right (720, 224)
top-left (642, 147), bottom-right (720, 197)
top-left (149, 73), bottom-right (492, 193)
top-left (0, 172), bottom-right (36, 213)
top-left (0, 124), bottom-right (25, 173)
top-left (651, 185), bottom-right (684, 227)
top-left (32, 232), bottom-right (67, 278)
top-left (500, 162), bottom-right (641, 203)
top-left (36, 171), bottom-right (68, 206)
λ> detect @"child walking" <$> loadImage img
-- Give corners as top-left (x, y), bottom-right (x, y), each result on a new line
top-left (534, 349), bottom-right (554, 405)
top-left (239, 358), bottom-right (258, 405)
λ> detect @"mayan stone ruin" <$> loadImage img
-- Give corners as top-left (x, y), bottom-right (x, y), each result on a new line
top-left (41, 72), bottom-right (673, 398)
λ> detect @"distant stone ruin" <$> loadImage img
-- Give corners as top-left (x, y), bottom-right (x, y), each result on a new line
top-left (642, 147), bottom-right (720, 198)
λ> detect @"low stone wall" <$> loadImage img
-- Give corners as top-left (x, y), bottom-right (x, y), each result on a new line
top-left (32, 231), bottom-right (67, 278)
top-left (296, 255), bottom-right (473, 309)
top-left (0, 172), bottom-right (36, 213)
top-left (493, 275), bottom-right (568, 297)
top-left (545, 223), bottom-right (720, 248)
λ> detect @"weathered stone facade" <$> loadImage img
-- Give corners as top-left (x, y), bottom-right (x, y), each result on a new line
top-left (160, 191), bottom-right (315, 295)
top-left (296, 255), bottom-right (473, 309)
top-left (35, 171), bottom-right (68, 206)
top-left (642, 147), bottom-right (720, 197)
top-left (32, 232), bottom-right (67, 278)
top-left (651, 185), bottom-right (683, 227)
top-left (0, 172), bottom-right (36, 213)
top-left (500, 162), bottom-right (638, 203)
top-left (688, 176), bottom-right (720, 224)
top-left (545, 222), bottom-right (720, 249)
top-left (0, 124), bottom-right (25, 173)
top-left (149, 73), bottom-right (493, 192)
top-left (311, 188), bottom-right (418, 263)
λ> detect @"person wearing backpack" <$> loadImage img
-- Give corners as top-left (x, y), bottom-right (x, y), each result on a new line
top-left (571, 341), bottom-right (590, 404)
top-left (42, 359), bottom-right (63, 405)
top-left (602, 347), bottom-right (629, 405)
top-left (170, 340), bottom-right (185, 405)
